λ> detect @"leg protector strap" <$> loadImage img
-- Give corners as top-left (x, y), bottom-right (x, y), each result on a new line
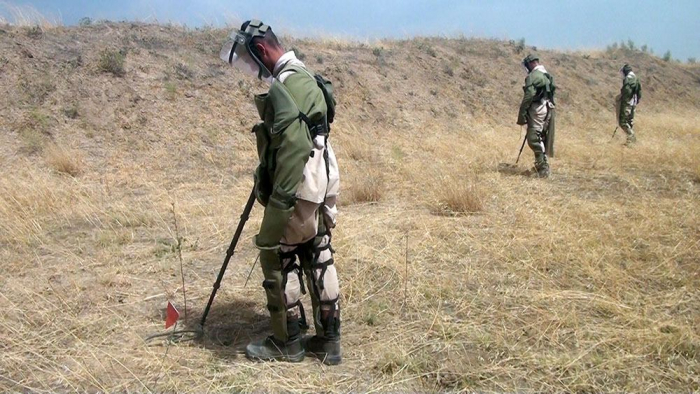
top-left (287, 300), bottom-right (309, 330)
top-left (281, 252), bottom-right (306, 295)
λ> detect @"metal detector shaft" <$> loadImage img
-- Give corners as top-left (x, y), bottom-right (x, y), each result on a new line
top-left (516, 134), bottom-right (527, 164)
top-left (199, 187), bottom-right (257, 329)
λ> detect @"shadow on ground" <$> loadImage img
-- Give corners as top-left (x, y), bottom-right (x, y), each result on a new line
top-left (182, 298), bottom-right (270, 360)
top-left (497, 162), bottom-right (532, 177)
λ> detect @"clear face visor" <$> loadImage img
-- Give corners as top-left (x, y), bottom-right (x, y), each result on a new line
top-left (219, 31), bottom-right (272, 81)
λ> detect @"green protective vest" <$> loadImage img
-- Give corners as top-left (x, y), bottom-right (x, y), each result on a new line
top-left (517, 69), bottom-right (552, 124)
top-left (620, 72), bottom-right (642, 105)
top-left (252, 63), bottom-right (328, 249)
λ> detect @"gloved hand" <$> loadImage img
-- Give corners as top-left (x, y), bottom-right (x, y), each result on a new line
top-left (254, 165), bottom-right (271, 207)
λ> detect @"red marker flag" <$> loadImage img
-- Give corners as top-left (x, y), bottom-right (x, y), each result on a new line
top-left (165, 301), bottom-right (180, 329)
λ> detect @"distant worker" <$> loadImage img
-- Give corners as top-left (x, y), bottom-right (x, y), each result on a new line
top-left (517, 54), bottom-right (556, 178)
top-left (616, 64), bottom-right (642, 145)
top-left (220, 20), bottom-right (342, 365)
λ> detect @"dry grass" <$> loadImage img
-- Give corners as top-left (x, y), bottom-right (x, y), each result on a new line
top-left (0, 1), bottom-right (60, 27)
top-left (44, 144), bottom-right (83, 176)
top-left (0, 23), bottom-right (698, 393)
top-left (342, 167), bottom-right (384, 205)
top-left (431, 174), bottom-right (484, 216)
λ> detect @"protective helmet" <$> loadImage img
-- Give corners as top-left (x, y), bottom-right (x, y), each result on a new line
top-left (522, 54), bottom-right (540, 68)
top-left (621, 64), bottom-right (633, 75)
top-left (220, 20), bottom-right (273, 81)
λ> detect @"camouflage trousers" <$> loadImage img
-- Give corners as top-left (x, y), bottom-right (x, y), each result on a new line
top-left (527, 101), bottom-right (549, 172)
top-left (619, 105), bottom-right (636, 142)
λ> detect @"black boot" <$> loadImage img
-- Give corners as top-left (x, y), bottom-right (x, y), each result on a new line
top-left (245, 317), bottom-right (304, 363)
top-left (245, 336), bottom-right (304, 362)
top-left (304, 335), bottom-right (341, 365)
top-left (535, 160), bottom-right (550, 178)
top-left (304, 313), bottom-right (341, 365)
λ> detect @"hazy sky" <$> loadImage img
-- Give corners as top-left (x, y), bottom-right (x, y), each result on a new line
top-left (4, 0), bottom-right (700, 60)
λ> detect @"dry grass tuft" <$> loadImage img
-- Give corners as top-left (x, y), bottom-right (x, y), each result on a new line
top-left (0, 2), bottom-right (61, 27)
top-left (431, 175), bottom-right (484, 216)
top-left (342, 168), bottom-right (384, 205)
top-left (44, 144), bottom-right (82, 176)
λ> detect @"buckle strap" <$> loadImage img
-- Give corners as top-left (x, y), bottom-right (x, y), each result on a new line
top-left (319, 296), bottom-right (339, 306)
top-left (279, 250), bottom-right (298, 260)
top-left (298, 112), bottom-right (328, 138)
top-left (313, 258), bottom-right (334, 290)
top-left (286, 300), bottom-right (309, 330)
top-left (282, 261), bottom-right (306, 295)
top-left (316, 244), bottom-right (334, 253)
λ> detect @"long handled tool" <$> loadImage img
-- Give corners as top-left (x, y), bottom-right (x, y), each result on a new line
top-left (199, 187), bottom-right (257, 329)
top-left (516, 134), bottom-right (527, 164)
top-left (611, 126), bottom-right (619, 140)
top-left (146, 187), bottom-right (257, 343)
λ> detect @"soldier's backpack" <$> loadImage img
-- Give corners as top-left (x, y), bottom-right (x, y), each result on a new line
top-left (287, 65), bottom-right (337, 137)
top-left (313, 74), bottom-right (336, 126)
top-left (544, 73), bottom-right (556, 104)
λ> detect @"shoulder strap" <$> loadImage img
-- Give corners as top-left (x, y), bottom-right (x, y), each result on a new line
top-left (276, 66), bottom-right (328, 139)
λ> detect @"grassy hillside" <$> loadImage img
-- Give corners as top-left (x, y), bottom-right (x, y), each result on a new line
top-left (1, 23), bottom-right (699, 392)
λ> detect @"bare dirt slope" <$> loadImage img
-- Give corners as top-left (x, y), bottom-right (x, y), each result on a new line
top-left (1, 23), bottom-right (699, 392)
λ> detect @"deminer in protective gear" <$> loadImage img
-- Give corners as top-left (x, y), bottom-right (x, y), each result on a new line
top-left (220, 20), bottom-right (342, 365)
top-left (615, 64), bottom-right (642, 145)
top-left (517, 54), bottom-right (556, 178)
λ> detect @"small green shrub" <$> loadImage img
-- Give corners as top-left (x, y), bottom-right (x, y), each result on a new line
top-left (164, 82), bottom-right (177, 100)
top-left (19, 79), bottom-right (55, 105)
top-left (662, 50), bottom-right (672, 62)
top-left (174, 63), bottom-right (194, 80)
top-left (98, 49), bottom-right (126, 77)
top-left (25, 26), bottom-right (43, 39)
top-left (63, 105), bottom-right (79, 119)
top-left (18, 110), bottom-right (52, 154)
top-left (443, 64), bottom-right (454, 76)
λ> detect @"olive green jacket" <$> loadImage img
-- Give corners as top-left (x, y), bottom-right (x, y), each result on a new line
top-left (618, 71), bottom-right (642, 123)
top-left (517, 67), bottom-right (551, 125)
top-left (252, 61), bottom-right (328, 249)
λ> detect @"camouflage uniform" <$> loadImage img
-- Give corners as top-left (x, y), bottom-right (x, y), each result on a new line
top-left (517, 55), bottom-right (555, 177)
top-left (617, 64), bottom-right (642, 144)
